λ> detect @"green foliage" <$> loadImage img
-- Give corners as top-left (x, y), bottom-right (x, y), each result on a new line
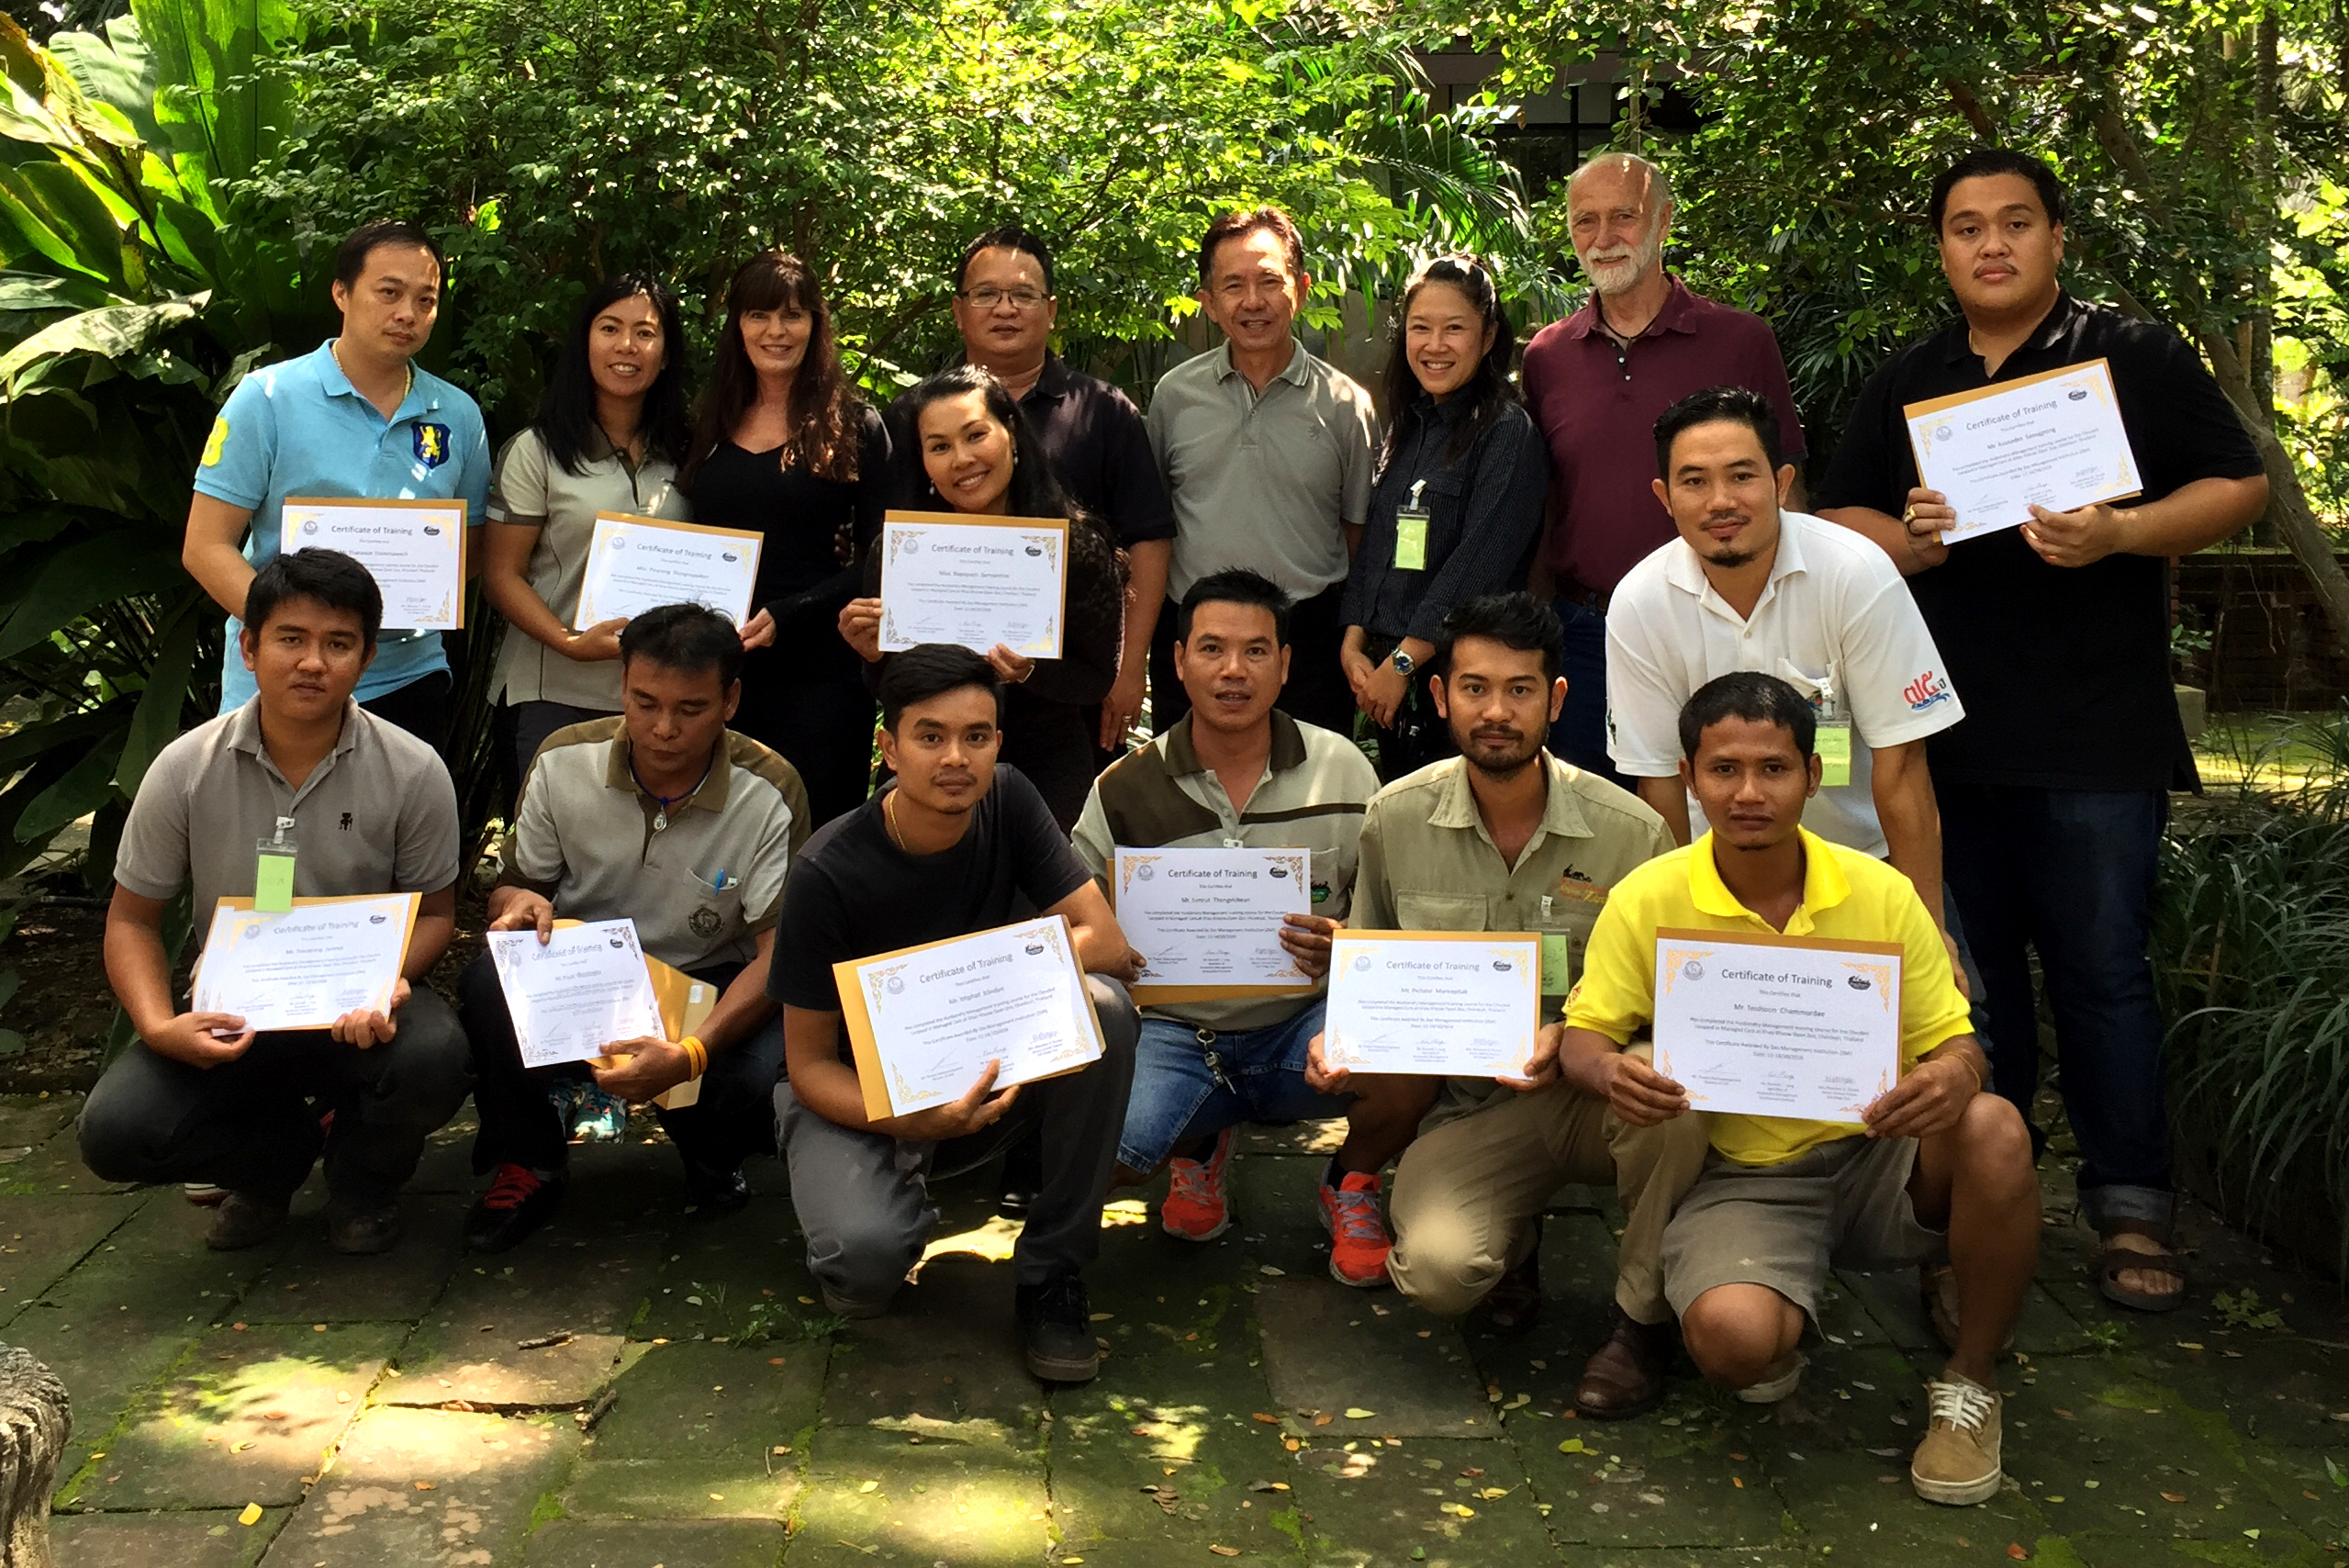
top-left (228, 0), bottom-right (1543, 421)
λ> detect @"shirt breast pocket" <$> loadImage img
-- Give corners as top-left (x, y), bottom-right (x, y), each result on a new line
top-left (1393, 890), bottom-right (1488, 932)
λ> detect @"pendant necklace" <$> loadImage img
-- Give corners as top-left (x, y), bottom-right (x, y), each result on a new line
top-left (632, 754), bottom-right (714, 832)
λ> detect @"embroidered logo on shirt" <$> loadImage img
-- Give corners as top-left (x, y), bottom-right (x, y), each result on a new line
top-left (1903, 670), bottom-right (1953, 711)
top-left (688, 907), bottom-right (722, 938)
top-left (201, 416), bottom-right (229, 466)
top-left (412, 422), bottom-right (453, 468)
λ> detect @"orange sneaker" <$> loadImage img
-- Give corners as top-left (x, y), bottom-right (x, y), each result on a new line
top-left (1319, 1165), bottom-right (1392, 1287)
top-left (1160, 1126), bottom-right (1234, 1241)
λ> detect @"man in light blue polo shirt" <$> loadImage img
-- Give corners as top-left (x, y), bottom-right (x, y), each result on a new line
top-left (184, 219), bottom-right (489, 747)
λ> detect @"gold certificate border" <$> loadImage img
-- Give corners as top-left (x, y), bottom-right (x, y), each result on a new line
top-left (878, 511), bottom-right (1071, 660)
top-left (192, 890), bottom-right (423, 1030)
top-left (1323, 928), bottom-right (1542, 1071)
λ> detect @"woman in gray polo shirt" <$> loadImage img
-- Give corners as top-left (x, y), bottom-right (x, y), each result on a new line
top-left (482, 275), bottom-right (695, 795)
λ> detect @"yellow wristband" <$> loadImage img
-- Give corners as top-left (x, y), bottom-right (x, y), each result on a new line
top-left (679, 1036), bottom-right (708, 1078)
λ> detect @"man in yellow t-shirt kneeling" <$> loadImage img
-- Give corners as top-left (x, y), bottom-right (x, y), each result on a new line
top-left (1561, 671), bottom-right (2036, 1506)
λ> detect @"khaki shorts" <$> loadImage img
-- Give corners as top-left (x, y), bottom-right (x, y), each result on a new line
top-left (1661, 1135), bottom-right (1946, 1322)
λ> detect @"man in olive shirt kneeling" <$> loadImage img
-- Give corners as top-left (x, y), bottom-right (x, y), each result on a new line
top-left (1312, 593), bottom-right (1710, 1418)
top-left (82, 549), bottom-right (471, 1254)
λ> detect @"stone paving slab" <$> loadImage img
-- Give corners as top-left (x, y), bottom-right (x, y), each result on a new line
top-left (559, 1339), bottom-right (822, 1523)
top-left (793, 1420), bottom-right (1048, 1567)
top-left (50, 1505), bottom-right (288, 1566)
top-left (390, 1225), bottom-right (666, 1407)
top-left (258, 1405), bottom-right (579, 1567)
top-left (240, 1195), bottom-right (467, 1325)
top-left (68, 1320), bottom-right (406, 1511)
top-left (0, 1190), bottom-right (139, 1313)
top-left (1297, 1433), bottom-right (1547, 1567)
top-left (1257, 1277), bottom-right (1494, 1439)
top-left (519, 1517), bottom-right (786, 1567)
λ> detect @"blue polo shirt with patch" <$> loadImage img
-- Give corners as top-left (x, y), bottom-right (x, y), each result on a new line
top-left (195, 339), bottom-right (491, 711)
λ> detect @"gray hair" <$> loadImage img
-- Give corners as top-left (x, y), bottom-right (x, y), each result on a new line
top-left (1567, 151), bottom-right (1676, 220)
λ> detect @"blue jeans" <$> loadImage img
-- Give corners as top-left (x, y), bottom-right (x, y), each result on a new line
top-left (1551, 596), bottom-right (1630, 788)
top-left (1938, 783), bottom-right (2173, 1228)
top-left (1118, 1002), bottom-right (1352, 1174)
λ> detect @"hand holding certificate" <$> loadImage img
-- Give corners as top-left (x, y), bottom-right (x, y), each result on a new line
top-left (1322, 932), bottom-right (1541, 1078)
top-left (1113, 847), bottom-right (1314, 1002)
top-left (1650, 928), bottom-right (1902, 1123)
top-left (835, 915), bottom-right (1103, 1121)
top-left (486, 918), bottom-right (666, 1069)
top-left (575, 512), bottom-right (764, 630)
top-left (1905, 359), bottom-right (2142, 543)
top-left (191, 893), bottom-right (420, 1033)
top-left (878, 511), bottom-right (1068, 658)
top-left (281, 499), bottom-right (467, 630)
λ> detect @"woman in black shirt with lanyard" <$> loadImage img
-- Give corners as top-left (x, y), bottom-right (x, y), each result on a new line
top-left (1340, 255), bottom-right (1549, 780)
top-left (838, 365), bottom-right (1125, 830)
top-left (682, 252), bottom-right (891, 828)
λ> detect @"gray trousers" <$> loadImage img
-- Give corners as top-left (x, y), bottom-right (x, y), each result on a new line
top-left (775, 975), bottom-right (1138, 1304)
top-left (79, 986), bottom-right (474, 1205)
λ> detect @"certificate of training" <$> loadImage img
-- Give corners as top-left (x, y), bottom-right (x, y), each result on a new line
top-left (878, 510), bottom-right (1068, 658)
top-left (486, 918), bottom-right (667, 1069)
top-left (1904, 359), bottom-right (2142, 543)
top-left (191, 893), bottom-right (419, 1033)
top-left (1650, 927), bottom-right (1903, 1123)
top-left (1322, 931), bottom-right (1542, 1078)
top-left (1113, 846), bottom-right (1315, 1003)
top-left (574, 512), bottom-right (764, 629)
top-left (836, 915), bottom-right (1104, 1120)
top-left (281, 498), bottom-right (468, 630)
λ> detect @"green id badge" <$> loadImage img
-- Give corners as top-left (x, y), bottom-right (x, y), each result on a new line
top-left (1539, 933), bottom-right (1572, 993)
top-left (254, 845), bottom-right (296, 913)
top-left (1394, 510), bottom-right (1430, 572)
top-left (1816, 722), bottom-right (1853, 789)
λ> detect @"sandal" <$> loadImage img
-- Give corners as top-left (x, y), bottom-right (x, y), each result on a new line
top-left (2097, 1220), bottom-right (2187, 1313)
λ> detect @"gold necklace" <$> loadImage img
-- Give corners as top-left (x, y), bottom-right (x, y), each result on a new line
top-left (883, 789), bottom-right (908, 852)
top-left (332, 338), bottom-right (414, 409)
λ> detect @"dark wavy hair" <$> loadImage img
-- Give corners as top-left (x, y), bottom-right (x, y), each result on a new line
top-left (536, 274), bottom-right (691, 476)
top-left (683, 251), bottom-right (862, 491)
top-left (1378, 254), bottom-right (1517, 472)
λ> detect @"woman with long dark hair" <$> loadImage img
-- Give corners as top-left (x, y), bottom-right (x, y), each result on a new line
top-left (683, 252), bottom-right (892, 829)
top-left (484, 274), bottom-right (695, 791)
top-left (1339, 254), bottom-right (1549, 780)
top-left (838, 364), bottom-right (1125, 829)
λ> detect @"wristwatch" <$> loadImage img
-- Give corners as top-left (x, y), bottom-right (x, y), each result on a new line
top-left (1390, 649), bottom-right (1416, 677)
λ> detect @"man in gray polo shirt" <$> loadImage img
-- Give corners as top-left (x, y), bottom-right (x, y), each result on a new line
top-left (457, 603), bottom-right (810, 1252)
top-left (81, 549), bottom-right (471, 1256)
top-left (1147, 207), bottom-right (1376, 740)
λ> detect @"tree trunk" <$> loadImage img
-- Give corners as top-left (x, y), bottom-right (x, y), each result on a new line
top-left (2197, 324), bottom-right (2349, 653)
top-left (0, 1347), bottom-right (67, 1568)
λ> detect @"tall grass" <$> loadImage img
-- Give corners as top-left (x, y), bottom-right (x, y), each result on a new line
top-left (2157, 706), bottom-right (2349, 1271)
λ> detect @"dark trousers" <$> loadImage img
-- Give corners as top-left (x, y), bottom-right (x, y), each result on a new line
top-left (1549, 595), bottom-right (1628, 788)
top-left (361, 670), bottom-right (454, 756)
top-left (456, 951), bottom-right (786, 1181)
top-left (77, 987), bottom-right (473, 1204)
top-left (1939, 782), bottom-right (2175, 1227)
top-left (736, 645), bottom-right (877, 832)
top-left (1150, 583), bottom-right (1355, 740)
top-left (498, 699), bottom-right (612, 809)
top-left (774, 977), bottom-right (1139, 1300)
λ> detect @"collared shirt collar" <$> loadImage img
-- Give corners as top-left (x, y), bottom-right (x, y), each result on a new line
top-left (1426, 751), bottom-right (1594, 849)
top-left (1938, 289), bottom-right (2083, 366)
top-left (605, 728), bottom-right (732, 814)
top-left (314, 337), bottom-right (442, 421)
top-left (1025, 354), bottom-right (1079, 403)
top-left (1212, 338), bottom-right (1312, 387)
top-left (227, 695), bottom-right (364, 786)
top-left (1686, 825), bottom-right (1851, 929)
top-left (1159, 711), bottom-right (1308, 780)
top-left (1661, 510), bottom-right (1810, 607)
top-left (1560, 274), bottom-right (1701, 342)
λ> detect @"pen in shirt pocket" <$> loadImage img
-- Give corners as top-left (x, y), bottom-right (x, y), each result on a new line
top-left (700, 868), bottom-right (741, 893)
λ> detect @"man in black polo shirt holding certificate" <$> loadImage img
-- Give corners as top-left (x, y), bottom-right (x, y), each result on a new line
top-left (1816, 148), bottom-right (2269, 1314)
top-left (769, 644), bottom-right (1140, 1383)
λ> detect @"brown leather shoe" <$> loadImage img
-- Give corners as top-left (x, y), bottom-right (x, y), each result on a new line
top-left (1573, 1310), bottom-right (1675, 1420)
top-left (1481, 1249), bottom-right (1542, 1332)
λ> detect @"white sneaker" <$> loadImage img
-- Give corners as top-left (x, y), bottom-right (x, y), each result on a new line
top-left (1736, 1350), bottom-right (1807, 1404)
top-left (1910, 1372), bottom-right (2004, 1506)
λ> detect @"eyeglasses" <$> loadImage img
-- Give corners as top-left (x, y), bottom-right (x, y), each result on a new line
top-left (959, 286), bottom-right (1051, 310)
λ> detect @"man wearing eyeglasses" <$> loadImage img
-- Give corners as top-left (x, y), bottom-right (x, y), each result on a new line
top-left (936, 224), bottom-right (1176, 767)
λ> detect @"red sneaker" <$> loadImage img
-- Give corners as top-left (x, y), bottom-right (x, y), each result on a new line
top-left (1160, 1126), bottom-right (1234, 1241)
top-left (1319, 1166), bottom-right (1392, 1287)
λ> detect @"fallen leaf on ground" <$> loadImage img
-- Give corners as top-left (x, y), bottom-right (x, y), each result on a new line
top-left (1343, 1407), bottom-right (1375, 1419)
top-left (2162, 1492), bottom-right (2187, 1503)
top-left (858, 1480), bottom-right (878, 1494)
top-left (2008, 1546), bottom-right (2029, 1561)
top-left (1210, 1548), bottom-right (1240, 1558)
top-left (1314, 1415), bottom-right (1332, 1427)
top-left (1283, 1438), bottom-right (1301, 1452)
top-left (412, 1481), bottom-right (436, 1492)
top-left (237, 1503), bottom-right (263, 1526)
top-left (1251, 1413), bottom-right (1279, 1424)
top-left (1559, 1439), bottom-right (1592, 1455)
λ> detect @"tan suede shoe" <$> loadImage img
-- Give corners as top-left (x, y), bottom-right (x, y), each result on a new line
top-left (1911, 1372), bottom-right (2003, 1506)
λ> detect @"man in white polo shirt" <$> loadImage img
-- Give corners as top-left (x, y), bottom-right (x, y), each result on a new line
top-left (1606, 386), bottom-right (1964, 931)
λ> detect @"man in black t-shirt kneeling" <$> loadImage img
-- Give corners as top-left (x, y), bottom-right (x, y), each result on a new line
top-left (767, 644), bottom-right (1141, 1383)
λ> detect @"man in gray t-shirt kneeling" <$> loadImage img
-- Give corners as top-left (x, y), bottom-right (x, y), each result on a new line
top-left (80, 549), bottom-right (472, 1256)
